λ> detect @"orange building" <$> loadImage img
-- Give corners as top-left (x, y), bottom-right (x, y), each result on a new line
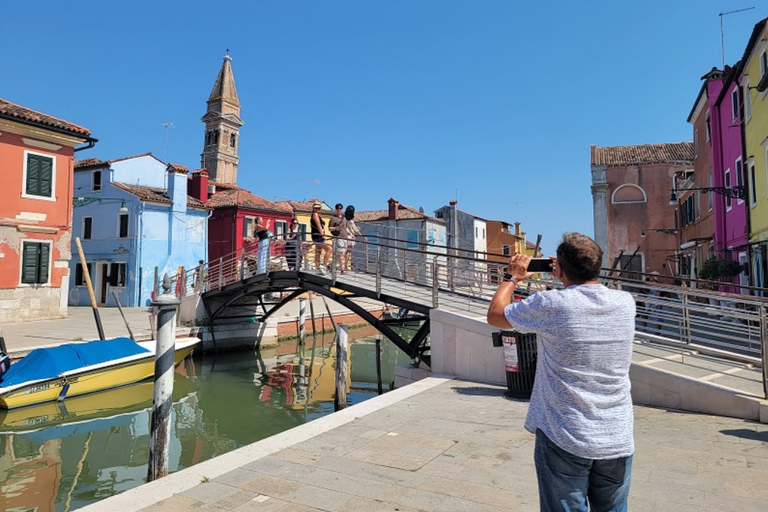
top-left (0, 99), bottom-right (95, 322)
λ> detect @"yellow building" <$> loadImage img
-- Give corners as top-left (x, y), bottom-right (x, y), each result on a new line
top-left (740, 18), bottom-right (768, 286)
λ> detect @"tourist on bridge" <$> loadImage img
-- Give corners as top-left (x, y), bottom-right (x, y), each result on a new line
top-left (311, 203), bottom-right (331, 274)
top-left (253, 216), bottom-right (271, 274)
top-left (487, 232), bottom-right (635, 512)
top-left (285, 218), bottom-right (301, 271)
top-left (339, 205), bottom-right (361, 273)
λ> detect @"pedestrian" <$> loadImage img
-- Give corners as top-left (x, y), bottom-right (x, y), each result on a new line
top-left (340, 205), bottom-right (361, 272)
top-left (310, 203), bottom-right (331, 274)
top-left (253, 216), bottom-right (271, 274)
top-left (487, 232), bottom-right (635, 512)
top-left (285, 218), bottom-right (301, 271)
top-left (328, 203), bottom-right (345, 270)
top-left (193, 259), bottom-right (206, 292)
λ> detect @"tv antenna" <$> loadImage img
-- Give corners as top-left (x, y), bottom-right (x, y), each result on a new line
top-left (720, 7), bottom-right (754, 67)
top-left (161, 122), bottom-right (174, 162)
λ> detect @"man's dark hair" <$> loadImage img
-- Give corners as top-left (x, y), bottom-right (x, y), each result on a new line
top-left (335, 203), bottom-right (343, 210)
top-left (555, 232), bottom-right (603, 283)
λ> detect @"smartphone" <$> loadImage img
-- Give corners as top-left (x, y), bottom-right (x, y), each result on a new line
top-left (527, 258), bottom-right (553, 273)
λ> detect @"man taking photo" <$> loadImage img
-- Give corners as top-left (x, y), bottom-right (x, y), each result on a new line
top-left (487, 232), bottom-right (635, 512)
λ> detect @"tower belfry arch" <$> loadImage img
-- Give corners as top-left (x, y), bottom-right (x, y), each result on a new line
top-left (201, 54), bottom-right (244, 184)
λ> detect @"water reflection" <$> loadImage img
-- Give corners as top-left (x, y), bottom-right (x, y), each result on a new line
top-left (0, 329), bottom-right (412, 511)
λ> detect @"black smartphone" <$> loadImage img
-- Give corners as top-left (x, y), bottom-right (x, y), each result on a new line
top-left (527, 258), bottom-right (553, 273)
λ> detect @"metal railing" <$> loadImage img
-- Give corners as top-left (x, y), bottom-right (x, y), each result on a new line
top-left (164, 231), bottom-right (768, 398)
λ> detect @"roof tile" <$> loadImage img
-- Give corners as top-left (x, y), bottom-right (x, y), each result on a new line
top-left (0, 98), bottom-right (90, 137)
top-left (113, 182), bottom-right (209, 210)
top-left (590, 142), bottom-right (694, 166)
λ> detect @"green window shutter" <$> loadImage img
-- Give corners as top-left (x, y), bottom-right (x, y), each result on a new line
top-left (21, 243), bottom-right (40, 283)
top-left (26, 155), bottom-right (40, 196)
top-left (25, 154), bottom-right (53, 197)
top-left (38, 243), bottom-right (50, 283)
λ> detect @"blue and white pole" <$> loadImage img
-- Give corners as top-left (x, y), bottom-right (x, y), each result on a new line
top-left (147, 274), bottom-right (181, 482)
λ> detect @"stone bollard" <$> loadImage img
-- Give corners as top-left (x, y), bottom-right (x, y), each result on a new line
top-left (147, 274), bottom-right (180, 482)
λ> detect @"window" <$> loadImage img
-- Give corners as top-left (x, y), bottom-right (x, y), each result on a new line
top-left (732, 89), bottom-right (739, 120)
top-left (694, 129), bottom-right (699, 156)
top-left (750, 163), bottom-right (757, 206)
top-left (119, 213), bottom-right (129, 238)
top-left (611, 184), bottom-right (647, 203)
top-left (696, 190), bottom-right (701, 219)
top-left (482, 228), bottom-right (485, 239)
top-left (502, 244), bottom-right (511, 256)
top-left (475, 227), bottom-right (478, 237)
top-left (243, 216), bottom-right (255, 238)
top-left (230, 133), bottom-right (236, 148)
top-left (725, 169), bottom-right (732, 210)
top-left (705, 113), bottom-right (711, 142)
top-left (23, 151), bottom-right (54, 199)
top-left (83, 217), bottom-right (93, 240)
top-left (744, 80), bottom-right (752, 121)
top-left (21, 241), bottom-right (50, 284)
top-left (274, 220), bottom-right (286, 237)
top-left (407, 230), bottom-right (418, 248)
top-left (761, 51), bottom-right (767, 78)
top-left (92, 170), bottom-right (102, 192)
top-left (707, 171), bottom-right (713, 211)
top-left (736, 158), bottom-right (744, 204)
top-left (75, 262), bottom-right (93, 286)
top-left (299, 223), bottom-right (308, 242)
top-left (109, 262), bottom-right (126, 287)
top-left (680, 195), bottom-right (695, 227)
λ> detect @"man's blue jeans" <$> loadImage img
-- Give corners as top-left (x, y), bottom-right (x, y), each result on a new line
top-left (534, 429), bottom-right (632, 512)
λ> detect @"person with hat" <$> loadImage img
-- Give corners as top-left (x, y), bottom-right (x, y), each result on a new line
top-left (311, 203), bottom-right (331, 274)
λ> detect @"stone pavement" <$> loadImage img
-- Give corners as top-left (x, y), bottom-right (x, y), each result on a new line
top-left (78, 377), bottom-right (768, 512)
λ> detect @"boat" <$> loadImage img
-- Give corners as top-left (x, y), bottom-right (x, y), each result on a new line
top-left (0, 336), bottom-right (200, 409)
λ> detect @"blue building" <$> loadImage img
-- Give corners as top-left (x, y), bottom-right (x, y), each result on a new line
top-left (70, 154), bottom-right (209, 307)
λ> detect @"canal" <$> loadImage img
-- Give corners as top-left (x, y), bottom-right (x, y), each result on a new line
top-left (0, 326), bottom-right (415, 511)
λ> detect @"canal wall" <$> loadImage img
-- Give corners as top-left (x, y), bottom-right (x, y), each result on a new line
top-left (404, 309), bottom-right (768, 423)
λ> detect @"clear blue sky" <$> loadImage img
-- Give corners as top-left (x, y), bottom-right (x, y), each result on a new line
top-left (1, 1), bottom-right (763, 256)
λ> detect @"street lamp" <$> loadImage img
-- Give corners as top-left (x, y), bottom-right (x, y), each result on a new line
top-left (668, 186), bottom-right (745, 204)
top-left (73, 197), bottom-right (128, 212)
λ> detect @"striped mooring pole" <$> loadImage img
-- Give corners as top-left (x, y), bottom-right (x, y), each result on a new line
top-left (299, 297), bottom-right (307, 343)
top-left (147, 274), bottom-right (181, 482)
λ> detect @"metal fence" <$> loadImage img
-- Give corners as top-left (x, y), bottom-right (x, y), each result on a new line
top-left (166, 232), bottom-right (768, 398)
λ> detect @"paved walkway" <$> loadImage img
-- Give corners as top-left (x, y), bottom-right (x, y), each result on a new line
top-left (77, 377), bottom-right (768, 512)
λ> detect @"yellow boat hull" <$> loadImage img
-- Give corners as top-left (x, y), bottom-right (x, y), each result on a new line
top-left (0, 338), bottom-right (198, 410)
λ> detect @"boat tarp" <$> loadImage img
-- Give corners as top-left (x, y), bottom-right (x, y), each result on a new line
top-left (0, 338), bottom-right (150, 387)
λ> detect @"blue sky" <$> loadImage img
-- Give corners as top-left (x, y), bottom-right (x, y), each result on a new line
top-left (1, 1), bottom-right (763, 256)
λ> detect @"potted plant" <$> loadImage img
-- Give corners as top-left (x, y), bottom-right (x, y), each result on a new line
top-left (697, 256), bottom-right (745, 291)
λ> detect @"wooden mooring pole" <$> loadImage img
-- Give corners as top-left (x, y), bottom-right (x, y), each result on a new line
top-left (147, 275), bottom-right (180, 482)
top-left (74, 237), bottom-right (106, 340)
top-left (334, 324), bottom-right (348, 411)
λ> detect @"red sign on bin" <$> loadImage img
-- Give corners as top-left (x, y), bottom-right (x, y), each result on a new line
top-left (502, 334), bottom-right (519, 372)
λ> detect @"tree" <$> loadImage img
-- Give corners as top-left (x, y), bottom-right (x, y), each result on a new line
top-left (697, 257), bottom-right (745, 289)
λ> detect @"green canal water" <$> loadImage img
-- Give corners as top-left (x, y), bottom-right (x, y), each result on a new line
top-left (0, 327), bottom-right (414, 511)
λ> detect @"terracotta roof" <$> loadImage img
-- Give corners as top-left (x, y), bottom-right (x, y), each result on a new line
top-left (0, 98), bottom-right (91, 138)
top-left (207, 185), bottom-right (292, 214)
top-left (590, 142), bottom-right (694, 166)
top-left (357, 203), bottom-right (444, 223)
top-left (113, 182), bottom-right (209, 210)
top-left (276, 200), bottom-right (318, 214)
top-left (74, 158), bottom-right (108, 169)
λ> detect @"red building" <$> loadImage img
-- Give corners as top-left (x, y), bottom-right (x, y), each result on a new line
top-left (0, 98), bottom-right (94, 322)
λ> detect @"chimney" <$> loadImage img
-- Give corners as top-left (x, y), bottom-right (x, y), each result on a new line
top-left (167, 163), bottom-right (189, 214)
top-left (388, 197), bottom-right (399, 220)
top-left (514, 221), bottom-right (521, 237)
top-left (188, 168), bottom-right (209, 203)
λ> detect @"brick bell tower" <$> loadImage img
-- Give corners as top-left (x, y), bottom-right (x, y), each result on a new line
top-left (201, 54), bottom-right (244, 184)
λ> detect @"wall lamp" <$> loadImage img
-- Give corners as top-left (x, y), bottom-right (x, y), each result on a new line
top-left (73, 197), bottom-right (129, 213)
top-left (669, 186), bottom-right (745, 205)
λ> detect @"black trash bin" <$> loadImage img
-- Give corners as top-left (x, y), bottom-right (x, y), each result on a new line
top-left (492, 330), bottom-right (537, 399)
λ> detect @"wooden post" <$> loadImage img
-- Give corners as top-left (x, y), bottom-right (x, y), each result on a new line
top-left (375, 338), bottom-right (383, 395)
top-left (111, 290), bottom-right (135, 340)
top-left (74, 237), bottom-right (106, 340)
top-left (308, 292), bottom-right (318, 341)
top-left (321, 295), bottom-right (337, 332)
top-left (147, 274), bottom-right (180, 482)
top-left (334, 324), bottom-right (348, 411)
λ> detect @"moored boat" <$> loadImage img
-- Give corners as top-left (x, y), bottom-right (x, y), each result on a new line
top-left (0, 337), bottom-right (200, 409)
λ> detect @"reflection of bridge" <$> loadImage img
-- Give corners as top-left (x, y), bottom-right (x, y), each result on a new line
top-left (180, 235), bottom-right (767, 397)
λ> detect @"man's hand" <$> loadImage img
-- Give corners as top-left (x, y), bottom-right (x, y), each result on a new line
top-left (508, 254), bottom-right (535, 281)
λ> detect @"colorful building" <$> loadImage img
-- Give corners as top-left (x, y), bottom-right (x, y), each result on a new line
top-left (591, 143), bottom-right (694, 278)
top-left (71, 155), bottom-right (209, 307)
top-left (710, 64), bottom-right (750, 291)
top-left (0, 98), bottom-right (94, 322)
top-left (739, 17), bottom-right (768, 290)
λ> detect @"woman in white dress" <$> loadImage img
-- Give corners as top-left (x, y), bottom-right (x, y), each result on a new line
top-left (340, 205), bottom-right (361, 273)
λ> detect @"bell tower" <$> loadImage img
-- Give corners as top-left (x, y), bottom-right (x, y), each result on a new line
top-left (201, 54), bottom-right (244, 184)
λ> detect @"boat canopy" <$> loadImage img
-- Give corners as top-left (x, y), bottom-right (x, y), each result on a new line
top-left (0, 338), bottom-right (150, 387)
